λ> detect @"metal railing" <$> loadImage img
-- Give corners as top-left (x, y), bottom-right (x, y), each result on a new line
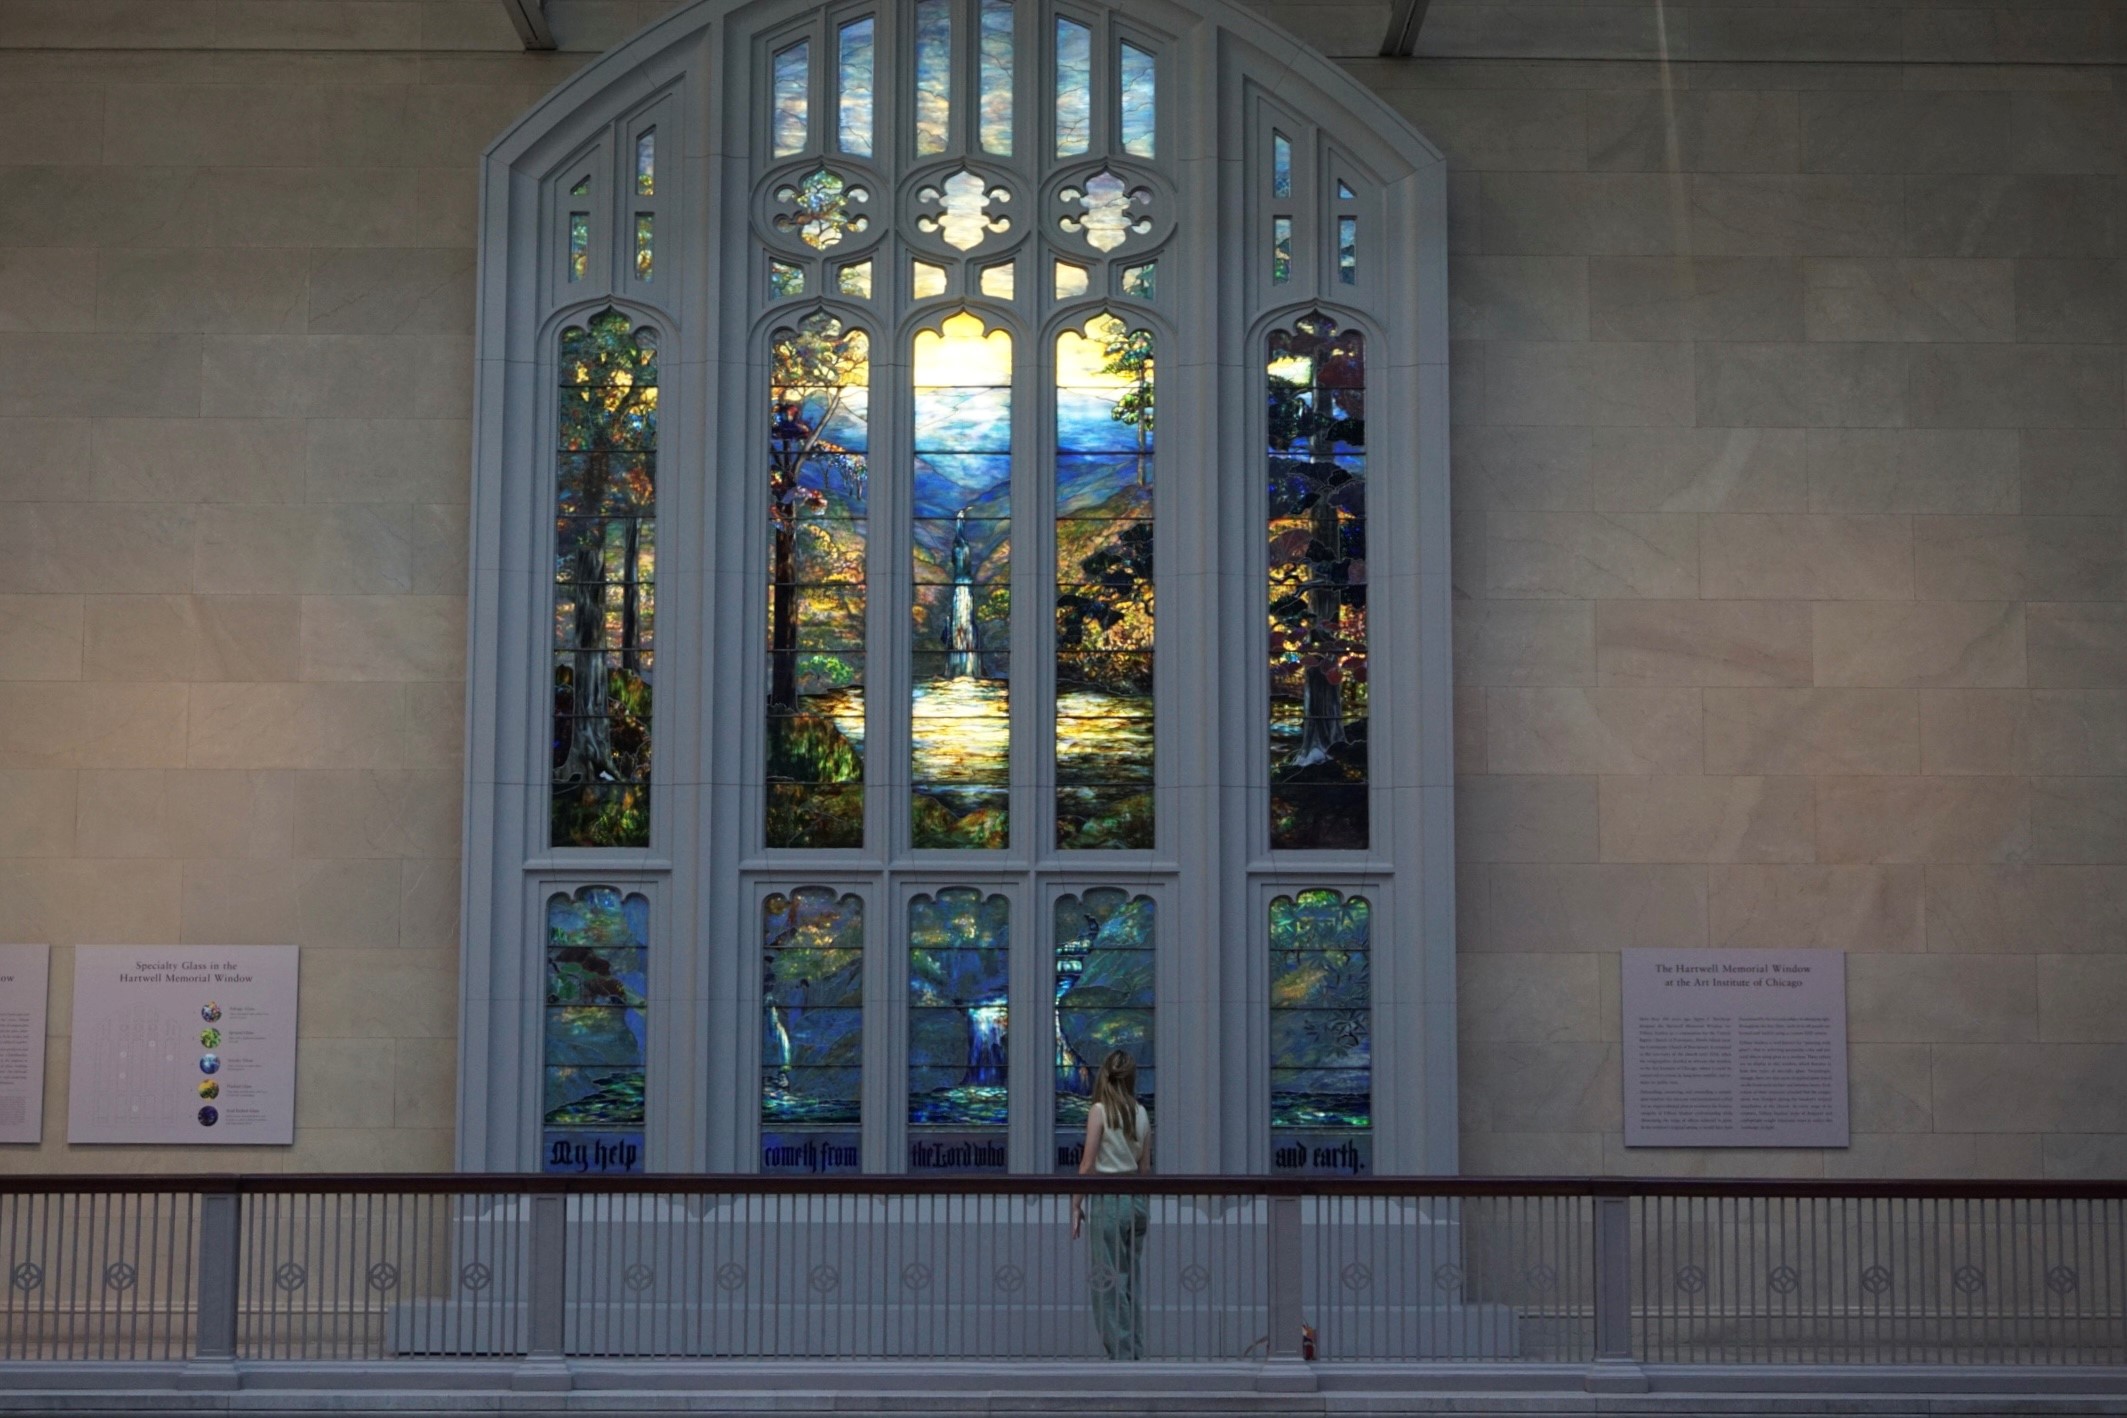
top-left (0, 1176), bottom-right (2121, 1370)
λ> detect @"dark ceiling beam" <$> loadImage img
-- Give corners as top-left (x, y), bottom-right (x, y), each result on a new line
top-left (502, 0), bottom-right (558, 50)
top-left (1379, 0), bottom-right (1431, 57)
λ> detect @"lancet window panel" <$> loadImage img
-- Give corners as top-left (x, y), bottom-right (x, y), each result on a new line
top-left (1053, 889), bottom-right (1154, 1171)
top-left (543, 886), bottom-right (651, 1174)
top-left (761, 887), bottom-right (865, 1174)
top-left (1269, 888), bottom-right (1371, 1176)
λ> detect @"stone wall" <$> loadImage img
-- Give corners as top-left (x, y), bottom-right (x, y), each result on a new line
top-left (1, 0), bottom-right (2122, 1175)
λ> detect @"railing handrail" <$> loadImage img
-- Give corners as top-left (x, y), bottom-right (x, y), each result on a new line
top-left (4, 1172), bottom-right (2126, 1200)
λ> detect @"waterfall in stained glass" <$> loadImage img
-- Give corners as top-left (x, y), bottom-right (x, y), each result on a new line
top-left (837, 18), bottom-right (874, 157)
top-left (761, 888), bottom-right (863, 1174)
top-left (979, 0), bottom-right (1014, 156)
top-left (1054, 17), bottom-right (1091, 157)
top-left (1055, 315), bottom-right (1154, 850)
top-left (908, 889), bottom-right (1010, 1172)
top-left (1267, 316), bottom-right (1368, 850)
top-left (915, 0), bottom-right (951, 156)
top-left (1054, 890), bottom-right (1154, 1172)
top-left (544, 887), bottom-right (649, 1174)
top-left (774, 41), bottom-right (810, 157)
top-left (768, 315), bottom-right (870, 849)
top-left (1269, 890), bottom-right (1370, 1175)
top-left (911, 314), bottom-right (1013, 849)
top-left (552, 313), bottom-right (657, 848)
top-left (1119, 43), bottom-right (1155, 157)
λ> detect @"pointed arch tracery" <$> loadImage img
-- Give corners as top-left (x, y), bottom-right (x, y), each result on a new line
top-left (465, 0), bottom-right (1451, 1180)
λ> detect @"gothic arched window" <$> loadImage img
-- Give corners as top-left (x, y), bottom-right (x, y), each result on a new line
top-left (463, 0), bottom-right (1452, 1179)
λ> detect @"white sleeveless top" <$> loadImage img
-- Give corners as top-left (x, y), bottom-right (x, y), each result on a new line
top-left (1092, 1103), bottom-right (1150, 1174)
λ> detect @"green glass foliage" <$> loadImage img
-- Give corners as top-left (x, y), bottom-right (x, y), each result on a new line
top-left (552, 312), bottom-right (657, 849)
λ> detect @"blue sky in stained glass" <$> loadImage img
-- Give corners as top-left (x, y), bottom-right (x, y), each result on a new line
top-left (915, 0), bottom-right (951, 155)
top-left (979, 0), bottom-right (1013, 155)
top-left (773, 41), bottom-right (809, 156)
top-left (1054, 18), bottom-right (1091, 156)
top-left (838, 18), bottom-right (874, 156)
top-left (1119, 43), bottom-right (1155, 156)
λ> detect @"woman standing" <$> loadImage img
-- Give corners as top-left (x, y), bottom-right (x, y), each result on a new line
top-left (1070, 1050), bottom-right (1152, 1359)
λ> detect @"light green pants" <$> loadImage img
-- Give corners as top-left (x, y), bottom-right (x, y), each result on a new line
top-left (1088, 1193), bottom-right (1149, 1360)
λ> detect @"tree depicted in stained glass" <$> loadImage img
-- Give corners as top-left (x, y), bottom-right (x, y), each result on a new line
top-left (911, 313), bottom-right (1012, 849)
top-left (769, 314), bottom-right (870, 849)
top-left (552, 312), bottom-right (657, 849)
top-left (761, 887), bottom-right (863, 1173)
top-left (1053, 889), bottom-right (1153, 1171)
top-left (1267, 315), bottom-right (1367, 850)
top-left (544, 886), bottom-right (649, 1174)
top-left (1269, 889), bottom-right (1369, 1176)
top-left (908, 888), bottom-right (1009, 1172)
top-left (1055, 315), bottom-right (1154, 849)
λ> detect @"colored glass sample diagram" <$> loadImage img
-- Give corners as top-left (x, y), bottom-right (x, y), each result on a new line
top-left (768, 314), bottom-right (871, 849)
top-left (544, 886), bottom-right (649, 1174)
top-left (1269, 889), bottom-right (1370, 1175)
top-left (552, 312), bottom-right (658, 849)
top-left (1053, 890), bottom-right (1154, 1171)
top-left (1054, 315), bottom-right (1155, 849)
top-left (911, 314), bottom-right (1014, 849)
top-left (1266, 315), bottom-right (1367, 850)
top-left (761, 888), bottom-right (863, 1174)
top-left (908, 889), bottom-right (1009, 1172)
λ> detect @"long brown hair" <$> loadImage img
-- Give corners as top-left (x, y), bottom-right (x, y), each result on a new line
top-left (1091, 1050), bottom-right (1140, 1143)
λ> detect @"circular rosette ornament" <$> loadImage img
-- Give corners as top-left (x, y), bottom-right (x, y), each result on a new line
top-left (764, 167), bottom-right (877, 254)
top-left (1047, 166), bottom-right (1172, 258)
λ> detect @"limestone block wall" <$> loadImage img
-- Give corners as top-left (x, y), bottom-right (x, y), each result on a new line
top-left (0, 0), bottom-right (2122, 1176)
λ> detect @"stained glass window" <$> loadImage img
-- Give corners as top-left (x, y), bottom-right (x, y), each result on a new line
top-left (1119, 42), bottom-right (1155, 157)
top-left (774, 168), bottom-right (870, 249)
top-left (1270, 889), bottom-right (1369, 1176)
top-left (912, 313), bottom-right (1012, 849)
top-left (1054, 890), bottom-right (1153, 1171)
top-left (1054, 17), bottom-right (1091, 157)
top-left (1271, 215), bottom-right (1291, 284)
top-left (1055, 315), bottom-right (1153, 849)
top-left (770, 259), bottom-right (805, 298)
top-left (915, 0), bottom-right (951, 156)
top-left (553, 313), bottom-right (657, 848)
top-left (568, 211), bottom-right (589, 283)
top-left (636, 130), bottom-right (655, 195)
top-left (769, 315), bottom-right (870, 849)
top-left (979, 260), bottom-right (1015, 299)
top-left (761, 887), bottom-right (863, 1173)
top-left (838, 17), bottom-right (875, 157)
top-left (979, 0), bottom-right (1014, 155)
top-left (1338, 215), bottom-right (1356, 284)
top-left (1121, 261), bottom-right (1154, 299)
top-left (1267, 315), bottom-right (1367, 850)
top-left (909, 889), bottom-right (1009, 1172)
top-left (1054, 260), bottom-right (1089, 298)
top-left (1272, 132), bottom-right (1292, 198)
top-left (544, 887), bottom-right (649, 1174)
top-left (838, 260), bottom-right (873, 297)
top-left (912, 259), bottom-right (947, 298)
top-left (774, 41), bottom-right (810, 157)
top-left (634, 213), bottom-right (654, 282)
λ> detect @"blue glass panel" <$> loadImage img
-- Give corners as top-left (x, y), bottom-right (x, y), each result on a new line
top-left (1267, 318), bottom-right (1368, 850)
top-left (1054, 18), bottom-right (1091, 157)
top-left (1339, 215), bottom-right (1357, 284)
top-left (837, 18), bottom-right (874, 156)
top-left (770, 319), bottom-right (870, 849)
top-left (915, 0), bottom-right (951, 155)
top-left (1054, 890), bottom-right (1153, 1169)
top-left (635, 130), bottom-right (654, 196)
top-left (979, 0), bottom-right (1013, 155)
top-left (1268, 890), bottom-right (1369, 1174)
top-left (761, 889), bottom-right (861, 1167)
top-left (909, 891), bottom-right (1008, 1165)
top-left (1272, 131), bottom-right (1292, 198)
top-left (1119, 43), bottom-right (1155, 156)
top-left (773, 41), bottom-right (809, 157)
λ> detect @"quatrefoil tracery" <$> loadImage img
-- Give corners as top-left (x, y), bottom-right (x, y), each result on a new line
top-left (1059, 171), bottom-right (1153, 253)
top-left (915, 170), bottom-right (1012, 251)
top-left (773, 169), bottom-right (872, 250)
